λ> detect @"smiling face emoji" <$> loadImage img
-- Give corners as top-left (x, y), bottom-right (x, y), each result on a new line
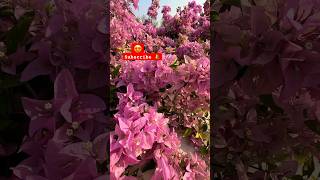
top-left (134, 45), bottom-right (142, 53)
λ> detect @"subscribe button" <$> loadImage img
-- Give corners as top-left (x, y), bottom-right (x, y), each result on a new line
top-left (122, 43), bottom-right (162, 61)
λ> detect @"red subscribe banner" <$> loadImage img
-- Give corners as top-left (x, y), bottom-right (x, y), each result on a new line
top-left (122, 43), bottom-right (162, 61)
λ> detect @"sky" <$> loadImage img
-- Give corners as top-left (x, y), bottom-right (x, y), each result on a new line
top-left (131, 0), bottom-right (206, 23)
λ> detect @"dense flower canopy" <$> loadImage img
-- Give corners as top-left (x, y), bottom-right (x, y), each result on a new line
top-left (110, 0), bottom-right (210, 179)
top-left (1, 0), bottom-right (108, 179)
top-left (3, 0), bottom-right (320, 179)
top-left (213, 0), bottom-right (320, 179)
top-left (0, 0), bottom-right (210, 179)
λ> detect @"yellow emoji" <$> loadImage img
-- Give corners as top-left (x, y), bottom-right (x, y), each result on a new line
top-left (134, 45), bottom-right (142, 53)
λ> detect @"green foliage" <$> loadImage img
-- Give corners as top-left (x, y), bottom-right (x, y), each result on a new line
top-left (305, 120), bottom-right (320, 135)
top-left (4, 11), bottom-right (34, 54)
top-left (111, 65), bottom-right (121, 78)
top-left (211, 10), bottom-right (219, 22)
top-left (0, 72), bottom-right (23, 90)
top-left (169, 59), bottom-right (180, 69)
top-left (183, 128), bottom-right (193, 137)
top-left (259, 94), bottom-right (283, 113)
top-left (302, 156), bottom-right (315, 178)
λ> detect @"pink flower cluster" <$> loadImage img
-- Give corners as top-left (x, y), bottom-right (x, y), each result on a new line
top-left (147, 0), bottom-right (160, 19)
top-left (110, 84), bottom-right (209, 179)
top-left (110, 0), bottom-right (210, 179)
top-left (13, 70), bottom-right (108, 179)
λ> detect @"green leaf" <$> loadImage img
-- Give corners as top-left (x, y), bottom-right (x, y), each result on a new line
top-left (0, 6), bottom-right (14, 17)
top-left (111, 65), bottom-right (121, 78)
top-left (266, 162), bottom-right (277, 171)
top-left (199, 145), bottom-right (209, 155)
top-left (183, 128), bottom-right (193, 137)
top-left (45, 2), bottom-right (56, 16)
top-left (259, 94), bottom-right (283, 113)
top-left (141, 160), bottom-right (156, 172)
top-left (305, 120), bottom-right (320, 135)
top-left (211, 11), bottom-right (219, 22)
top-left (0, 73), bottom-right (22, 89)
top-left (159, 87), bottom-right (165, 92)
top-left (169, 59), bottom-right (179, 69)
top-left (109, 85), bottom-right (117, 104)
top-left (218, 105), bottom-right (228, 111)
top-left (179, 160), bottom-right (186, 169)
top-left (201, 123), bottom-right (208, 132)
top-left (271, 152), bottom-right (289, 164)
top-left (5, 11), bottom-right (34, 54)
top-left (302, 156), bottom-right (314, 177)
top-left (157, 106), bottom-right (167, 113)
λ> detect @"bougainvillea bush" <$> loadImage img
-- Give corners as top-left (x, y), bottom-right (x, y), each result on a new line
top-left (110, 0), bottom-right (210, 179)
top-left (213, 0), bottom-right (320, 179)
top-left (0, 0), bottom-right (210, 179)
top-left (0, 0), bottom-right (108, 179)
